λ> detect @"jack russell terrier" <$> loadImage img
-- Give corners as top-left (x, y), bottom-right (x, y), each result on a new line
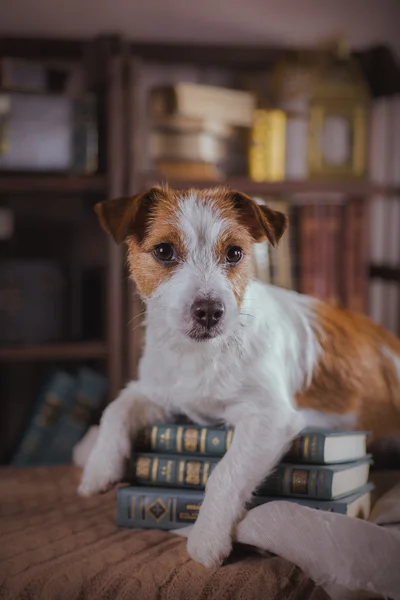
top-left (79, 186), bottom-right (400, 568)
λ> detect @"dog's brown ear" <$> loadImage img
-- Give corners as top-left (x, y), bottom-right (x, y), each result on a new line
top-left (229, 191), bottom-right (288, 247)
top-left (94, 187), bottom-right (160, 244)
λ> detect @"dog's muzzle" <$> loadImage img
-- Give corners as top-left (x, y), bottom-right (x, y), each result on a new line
top-left (188, 297), bottom-right (225, 341)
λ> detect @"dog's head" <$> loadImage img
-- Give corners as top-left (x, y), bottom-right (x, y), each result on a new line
top-left (95, 186), bottom-right (287, 343)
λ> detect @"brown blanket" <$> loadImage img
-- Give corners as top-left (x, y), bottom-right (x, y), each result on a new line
top-left (0, 466), bottom-right (329, 600)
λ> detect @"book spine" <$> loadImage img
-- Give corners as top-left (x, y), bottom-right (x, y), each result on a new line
top-left (132, 453), bottom-right (219, 489)
top-left (117, 486), bottom-right (351, 530)
top-left (288, 205), bottom-right (300, 291)
top-left (270, 198), bottom-right (292, 289)
top-left (12, 371), bottom-right (76, 466)
top-left (135, 424), bottom-right (234, 457)
top-left (72, 95), bottom-right (98, 174)
top-left (284, 432), bottom-right (326, 464)
top-left (343, 198), bottom-right (367, 312)
top-left (315, 202), bottom-right (328, 301)
top-left (327, 204), bottom-right (341, 306)
top-left (299, 205), bottom-right (318, 296)
top-left (118, 486), bottom-right (205, 530)
top-left (44, 367), bottom-right (107, 465)
top-left (132, 453), bottom-right (336, 499)
top-left (258, 464), bottom-right (333, 499)
top-left (248, 110), bottom-right (286, 182)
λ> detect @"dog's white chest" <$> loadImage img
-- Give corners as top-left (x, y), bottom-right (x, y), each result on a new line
top-left (140, 343), bottom-right (244, 416)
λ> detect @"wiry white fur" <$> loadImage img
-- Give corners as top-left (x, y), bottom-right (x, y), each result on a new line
top-left (79, 191), bottom-right (336, 568)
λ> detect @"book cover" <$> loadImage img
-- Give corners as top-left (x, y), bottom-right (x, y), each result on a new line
top-left (343, 199), bottom-right (367, 313)
top-left (155, 160), bottom-right (223, 181)
top-left (117, 483), bottom-right (374, 530)
top-left (269, 198), bottom-right (292, 290)
top-left (326, 204), bottom-right (341, 306)
top-left (149, 130), bottom-right (233, 164)
top-left (135, 425), bottom-right (368, 464)
top-left (248, 109), bottom-right (286, 182)
top-left (259, 457), bottom-right (372, 500)
top-left (368, 195), bottom-right (387, 326)
top-left (131, 452), bottom-right (219, 489)
top-left (43, 367), bottom-right (107, 465)
top-left (288, 205), bottom-right (300, 291)
top-left (135, 423), bottom-right (234, 457)
top-left (130, 452), bottom-right (371, 500)
top-left (150, 83), bottom-right (256, 127)
top-left (11, 370), bottom-right (76, 466)
top-left (299, 205), bottom-right (318, 297)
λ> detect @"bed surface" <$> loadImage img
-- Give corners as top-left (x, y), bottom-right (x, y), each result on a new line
top-left (0, 465), bottom-right (330, 600)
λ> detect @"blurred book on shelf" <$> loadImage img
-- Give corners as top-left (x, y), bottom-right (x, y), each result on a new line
top-left (0, 57), bottom-right (84, 94)
top-left (0, 92), bottom-right (98, 173)
top-left (368, 92), bottom-right (400, 336)
top-left (149, 83), bottom-right (255, 180)
top-left (251, 197), bottom-right (344, 306)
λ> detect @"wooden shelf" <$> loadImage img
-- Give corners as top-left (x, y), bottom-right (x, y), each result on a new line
top-left (0, 341), bottom-right (108, 362)
top-left (141, 175), bottom-right (400, 199)
top-left (0, 174), bottom-right (107, 195)
top-left (370, 265), bottom-right (400, 282)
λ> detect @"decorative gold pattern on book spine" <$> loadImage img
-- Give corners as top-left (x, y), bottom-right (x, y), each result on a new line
top-left (200, 428), bottom-right (207, 454)
top-left (226, 430), bottom-right (233, 451)
top-left (309, 470), bottom-right (318, 496)
top-left (292, 469), bottom-right (308, 495)
top-left (310, 435), bottom-right (318, 460)
top-left (303, 435), bottom-right (310, 460)
top-left (151, 458), bottom-right (159, 482)
top-left (178, 459), bottom-right (185, 484)
top-left (136, 457), bottom-right (151, 480)
top-left (177, 427), bottom-right (183, 453)
top-left (202, 461), bottom-right (210, 486)
top-left (186, 461), bottom-right (201, 485)
top-left (165, 427), bottom-right (171, 449)
top-left (151, 426), bottom-right (158, 450)
top-left (249, 109), bottom-right (286, 182)
top-left (184, 428), bottom-right (198, 453)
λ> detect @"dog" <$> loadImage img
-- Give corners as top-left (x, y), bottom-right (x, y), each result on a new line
top-left (78, 185), bottom-right (400, 568)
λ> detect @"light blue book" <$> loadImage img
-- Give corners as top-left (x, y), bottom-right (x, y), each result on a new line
top-left (12, 370), bottom-right (76, 466)
top-left (43, 367), bottom-right (107, 465)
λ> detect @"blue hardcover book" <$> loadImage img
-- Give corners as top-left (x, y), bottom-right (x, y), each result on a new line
top-left (43, 367), bottom-right (107, 465)
top-left (117, 483), bottom-right (375, 530)
top-left (11, 370), bottom-right (76, 466)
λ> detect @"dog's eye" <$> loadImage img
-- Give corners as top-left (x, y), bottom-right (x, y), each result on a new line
top-left (153, 243), bottom-right (175, 262)
top-left (226, 246), bottom-right (243, 264)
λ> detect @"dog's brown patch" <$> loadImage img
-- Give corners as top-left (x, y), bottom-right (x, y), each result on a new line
top-left (214, 223), bottom-right (255, 304)
top-left (296, 303), bottom-right (400, 435)
top-left (126, 188), bottom-right (185, 298)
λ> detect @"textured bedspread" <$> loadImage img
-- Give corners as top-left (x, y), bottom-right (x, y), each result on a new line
top-left (0, 466), bottom-right (329, 600)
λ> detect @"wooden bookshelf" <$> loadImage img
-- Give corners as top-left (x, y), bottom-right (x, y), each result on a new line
top-left (0, 174), bottom-right (107, 194)
top-left (0, 35), bottom-right (127, 450)
top-left (140, 175), bottom-right (400, 200)
top-left (0, 341), bottom-right (108, 361)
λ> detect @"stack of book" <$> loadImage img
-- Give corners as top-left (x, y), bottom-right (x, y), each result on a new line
top-left (118, 424), bottom-right (373, 530)
top-left (148, 83), bottom-right (256, 180)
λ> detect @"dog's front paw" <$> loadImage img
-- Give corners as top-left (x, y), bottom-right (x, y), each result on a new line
top-left (187, 520), bottom-right (232, 568)
top-left (78, 448), bottom-right (126, 497)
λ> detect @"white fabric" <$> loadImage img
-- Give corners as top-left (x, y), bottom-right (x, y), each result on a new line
top-left (174, 483), bottom-right (400, 599)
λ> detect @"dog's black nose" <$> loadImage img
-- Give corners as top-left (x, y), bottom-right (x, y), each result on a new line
top-left (191, 299), bottom-right (225, 329)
